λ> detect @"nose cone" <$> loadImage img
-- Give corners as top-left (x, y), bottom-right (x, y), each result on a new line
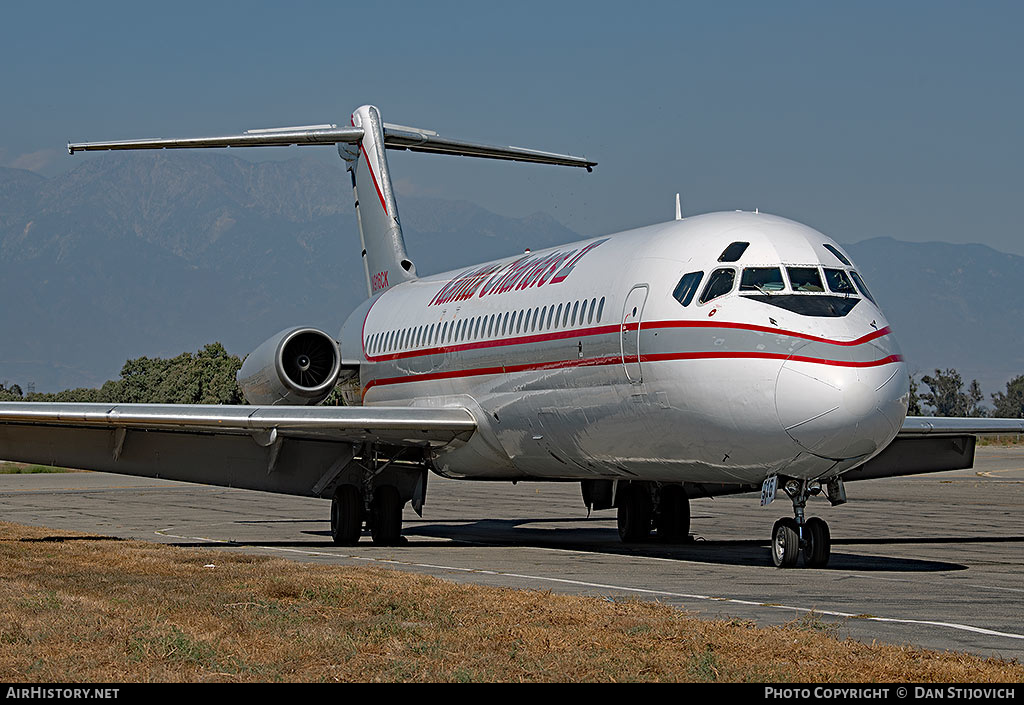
top-left (775, 344), bottom-right (908, 460)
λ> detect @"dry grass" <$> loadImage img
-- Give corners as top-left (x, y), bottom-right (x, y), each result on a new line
top-left (0, 462), bottom-right (78, 474)
top-left (0, 521), bottom-right (1021, 683)
top-left (977, 435), bottom-right (1024, 447)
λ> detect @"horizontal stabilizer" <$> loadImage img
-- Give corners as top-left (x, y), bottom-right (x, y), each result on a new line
top-left (68, 126), bottom-right (366, 154)
top-left (69, 116), bottom-right (597, 169)
top-left (383, 124), bottom-right (597, 170)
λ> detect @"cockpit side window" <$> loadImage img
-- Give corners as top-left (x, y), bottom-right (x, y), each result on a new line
top-left (699, 268), bottom-right (735, 304)
top-left (718, 242), bottom-right (750, 262)
top-left (787, 267), bottom-right (824, 292)
top-left (850, 271), bottom-right (877, 305)
top-left (823, 268), bottom-right (856, 295)
top-left (672, 271), bottom-right (704, 307)
top-left (740, 267), bottom-right (785, 292)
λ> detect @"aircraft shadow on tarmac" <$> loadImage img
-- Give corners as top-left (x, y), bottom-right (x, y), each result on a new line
top-left (148, 516), bottom-right (1024, 572)
top-left (398, 519), bottom-right (975, 572)
top-left (292, 516), bottom-right (1005, 572)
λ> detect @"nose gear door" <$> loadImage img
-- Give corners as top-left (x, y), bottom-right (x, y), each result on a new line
top-left (620, 284), bottom-right (649, 383)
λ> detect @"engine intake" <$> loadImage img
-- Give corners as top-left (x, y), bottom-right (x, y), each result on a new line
top-left (238, 326), bottom-right (342, 406)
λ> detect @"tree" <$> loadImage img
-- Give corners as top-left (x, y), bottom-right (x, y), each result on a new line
top-left (116, 342), bottom-right (244, 404)
top-left (907, 373), bottom-right (922, 416)
top-left (0, 382), bottom-right (23, 401)
top-left (20, 343), bottom-right (245, 405)
top-left (919, 368), bottom-right (987, 417)
top-left (991, 375), bottom-right (1024, 418)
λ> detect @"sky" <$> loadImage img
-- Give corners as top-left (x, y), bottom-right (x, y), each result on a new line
top-left (3, 0), bottom-right (1023, 254)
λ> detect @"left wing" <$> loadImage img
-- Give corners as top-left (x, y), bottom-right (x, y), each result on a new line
top-left (844, 416), bottom-right (1024, 482)
top-left (0, 402), bottom-right (475, 499)
top-left (897, 416), bottom-right (1024, 437)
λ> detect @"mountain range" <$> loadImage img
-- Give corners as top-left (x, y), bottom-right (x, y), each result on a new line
top-left (1, 152), bottom-right (1021, 401)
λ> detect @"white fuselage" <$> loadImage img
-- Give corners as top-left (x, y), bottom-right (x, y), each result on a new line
top-left (340, 211), bottom-right (909, 486)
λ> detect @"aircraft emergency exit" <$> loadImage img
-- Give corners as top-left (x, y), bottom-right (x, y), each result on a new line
top-left (1, 104), bottom-right (1020, 568)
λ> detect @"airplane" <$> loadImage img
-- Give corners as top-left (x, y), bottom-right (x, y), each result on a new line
top-left (1, 104), bottom-right (1021, 569)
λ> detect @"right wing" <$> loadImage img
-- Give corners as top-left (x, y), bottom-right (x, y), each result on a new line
top-left (0, 402), bottom-right (475, 499)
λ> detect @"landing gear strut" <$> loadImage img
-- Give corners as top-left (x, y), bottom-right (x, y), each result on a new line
top-left (771, 480), bottom-right (831, 569)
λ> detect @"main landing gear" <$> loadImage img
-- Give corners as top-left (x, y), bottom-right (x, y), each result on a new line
top-left (330, 483), bottom-right (406, 546)
top-left (326, 448), bottom-right (426, 547)
top-left (616, 482), bottom-right (691, 543)
top-left (771, 479), bottom-right (837, 569)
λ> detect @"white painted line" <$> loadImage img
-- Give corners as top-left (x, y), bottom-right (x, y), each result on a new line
top-left (154, 526), bottom-right (1024, 643)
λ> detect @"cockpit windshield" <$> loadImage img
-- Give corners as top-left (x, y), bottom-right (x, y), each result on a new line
top-left (672, 256), bottom-right (874, 318)
top-left (787, 267), bottom-right (824, 292)
top-left (740, 267), bottom-right (785, 292)
top-left (823, 268), bottom-right (856, 295)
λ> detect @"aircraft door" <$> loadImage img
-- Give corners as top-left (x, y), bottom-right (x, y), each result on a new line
top-left (620, 284), bottom-right (649, 383)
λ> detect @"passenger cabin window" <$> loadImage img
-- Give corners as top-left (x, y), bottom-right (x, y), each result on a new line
top-left (740, 267), bottom-right (784, 293)
top-left (672, 271), bottom-right (704, 306)
top-left (699, 268), bottom-right (735, 304)
top-left (823, 268), bottom-right (856, 295)
top-left (787, 267), bottom-right (824, 292)
top-left (823, 243), bottom-right (852, 266)
top-left (850, 271), bottom-right (877, 305)
top-left (718, 241), bottom-right (750, 262)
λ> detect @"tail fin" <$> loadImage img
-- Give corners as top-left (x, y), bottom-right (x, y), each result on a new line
top-left (69, 104), bottom-right (596, 299)
top-left (340, 105), bottom-right (416, 296)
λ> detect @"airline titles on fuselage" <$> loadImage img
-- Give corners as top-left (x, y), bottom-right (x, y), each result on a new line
top-left (429, 239), bottom-right (609, 307)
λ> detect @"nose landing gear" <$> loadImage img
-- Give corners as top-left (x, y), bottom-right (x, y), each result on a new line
top-left (771, 480), bottom-right (832, 568)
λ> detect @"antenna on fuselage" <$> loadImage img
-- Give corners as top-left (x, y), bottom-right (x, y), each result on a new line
top-left (675, 193), bottom-right (682, 220)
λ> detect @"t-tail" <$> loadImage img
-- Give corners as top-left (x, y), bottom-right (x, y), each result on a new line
top-left (68, 104), bottom-right (597, 298)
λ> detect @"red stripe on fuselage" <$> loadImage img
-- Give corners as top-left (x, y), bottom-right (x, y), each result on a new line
top-left (652, 321), bottom-right (891, 347)
top-left (360, 351), bottom-right (904, 399)
top-left (363, 320), bottom-right (892, 363)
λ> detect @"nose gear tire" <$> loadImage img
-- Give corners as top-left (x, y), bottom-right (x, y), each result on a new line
top-left (803, 517), bottom-right (831, 568)
top-left (772, 518), bottom-right (800, 568)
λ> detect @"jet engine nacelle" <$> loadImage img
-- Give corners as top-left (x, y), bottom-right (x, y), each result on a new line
top-left (237, 327), bottom-right (343, 406)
